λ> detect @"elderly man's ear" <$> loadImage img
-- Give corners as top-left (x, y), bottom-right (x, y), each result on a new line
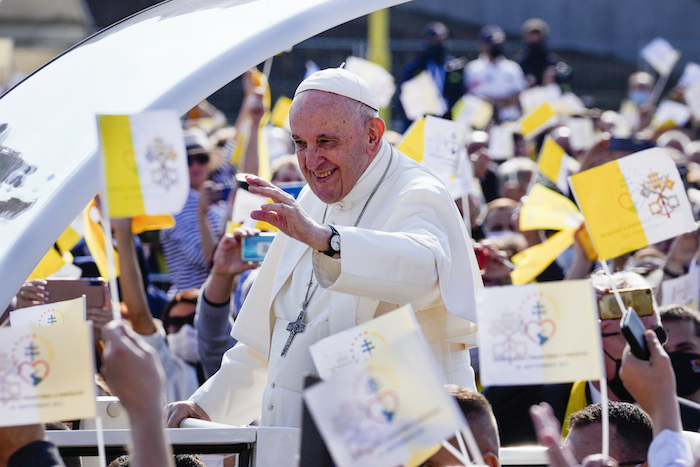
top-left (367, 117), bottom-right (385, 154)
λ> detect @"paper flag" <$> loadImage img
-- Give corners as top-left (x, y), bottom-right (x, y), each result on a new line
top-left (685, 80), bottom-right (700, 120)
top-left (652, 100), bottom-right (691, 129)
top-left (270, 96), bottom-right (292, 129)
top-left (305, 330), bottom-right (466, 467)
top-left (345, 56), bottom-right (396, 109)
top-left (520, 184), bottom-right (583, 232)
top-left (27, 248), bottom-right (67, 281)
top-left (0, 321), bottom-right (96, 427)
top-left (399, 70), bottom-right (447, 121)
top-left (310, 307), bottom-right (417, 381)
top-left (83, 198), bottom-right (120, 279)
top-left (641, 38), bottom-right (680, 76)
top-left (10, 297), bottom-right (86, 327)
top-left (538, 136), bottom-right (570, 194)
top-left (520, 102), bottom-right (557, 139)
top-left (98, 110), bottom-right (189, 218)
top-left (510, 228), bottom-right (577, 285)
top-left (488, 124), bottom-right (515, 160)
top-left (661, 269), bottom-right (700, 309)
top-left (477, 280), bottom-right (602, 385)
top-left (567, 117), bottom-right (595, 152)
top-left (680, 62), bottom-right (700, 87)
top-left (131, 214), bottom-right (175, 234)
top-left (452, 94), bottom-right (493, 130)
top-left (396, 116), bottom-right (464, 186)
top-left (570, 148), bottom-right (696, 260)
top-left (519, 84), bottom-right (562, 114)
top-left (230, 188), bottom-right (277, 232)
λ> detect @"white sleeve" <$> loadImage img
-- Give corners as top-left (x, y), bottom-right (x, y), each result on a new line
top-left (189, 341), bottom-right (269, 426)
top-left (648, 430), bottom-right (693, 467)
top-left (140, 327), bottom-right (199, 403)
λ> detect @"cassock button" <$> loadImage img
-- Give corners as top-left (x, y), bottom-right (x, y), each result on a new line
top-left (267, 404), bottom-right (274, 410)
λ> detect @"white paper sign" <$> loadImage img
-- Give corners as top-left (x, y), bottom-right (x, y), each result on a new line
top-left (652, 100), bottom-right (691, 128)
top-left (10, 297), bottom-right (86, 327)
top-left (422, 115), bottom-right (464, 176)
top-left (477, 281), bottom-right (602, 386)
top-left (305, 331), bottom-right (465, 467)
top-left (488, 124), bottom-right (514, 160)
top-left (344, 56), bottom-right (396, 109)
top-left (400, 71), bottom-right (447, 121)
top-left (679, 62), bottom-right (700, 87)
top-left (661, 269), bottom-right (700, 309)
top-left (641, 38), bottom-right (680, 75)
top-left (685, 80), bottom-right (700, 120)
top-left (567, 117), bottom-right (595, 152)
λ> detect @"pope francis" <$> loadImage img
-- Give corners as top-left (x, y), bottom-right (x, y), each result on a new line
top-left (166, 68), bottom-right (483, 429)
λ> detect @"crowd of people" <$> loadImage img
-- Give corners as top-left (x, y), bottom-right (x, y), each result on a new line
top-left (3, 15), bottom-right (700, 467)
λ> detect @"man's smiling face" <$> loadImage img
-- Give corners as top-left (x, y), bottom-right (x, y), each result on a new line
top-left (289, 90), bottom-right (375, 204)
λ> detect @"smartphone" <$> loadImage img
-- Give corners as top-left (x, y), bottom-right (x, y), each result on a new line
top-left (598, 288), bottom-right (653, 320)
top-left (241, 233), bottom-right (275, 262)
top-left (621, 307), bottom-right (650, 360)
top-left (44, 278), bottom-right (107, 308)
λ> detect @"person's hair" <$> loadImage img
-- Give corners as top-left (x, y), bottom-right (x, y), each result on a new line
top-left (108, 454), bottom-right (205, 467)
top-left (568, 402), bottom-right (652, 463)
top-left (161, 288), bottom-right (199, 332)
top-left (660, 304), bottom-right (700, 338)
top-left (343, 98), bottom-right (379, 129)
top-left (446, 385), bottom-right (500, 456)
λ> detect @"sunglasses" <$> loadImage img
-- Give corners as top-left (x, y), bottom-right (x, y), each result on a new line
top-left (188, 153), bottom-right (210, 166)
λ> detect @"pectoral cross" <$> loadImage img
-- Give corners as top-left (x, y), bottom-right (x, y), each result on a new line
top-left (281, 309), bottom-right (307, 357)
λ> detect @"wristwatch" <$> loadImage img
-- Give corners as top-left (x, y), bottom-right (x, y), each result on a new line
top-left (321, 225), bottom-right (340, 257)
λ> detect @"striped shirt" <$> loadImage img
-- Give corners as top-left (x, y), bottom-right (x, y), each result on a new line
top-left (161, 189), bottom-right (226, 293)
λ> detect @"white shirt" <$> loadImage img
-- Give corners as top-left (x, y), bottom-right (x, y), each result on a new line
top-left (465, 55), bottom-right (527, 120)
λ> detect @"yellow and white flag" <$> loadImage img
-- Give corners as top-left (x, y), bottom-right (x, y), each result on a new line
top-left (520, 184), bottom-right (583, 232)
top-left (538, 136), bottom-right (570, 194)
top-left (520, 102), bottom-right (557, 139)
top-left (98, 110), bottom-right (189, 219)
top-left (477, 280), bottom-right (602, 386)
top-left (452, 94), bottom-right (493, 129)
top-left (510, 229), bottom-right (577, 285)
top-left (399, 70), bottom-right (447, 121)
top-left (10, 297), bottom-right (85, 327)
top-left (0, 321), bottom-right (96, 426)
top-left (570, 148), bottom-right (696, 260)
top-left (305, 327), bottom-right (466, 467)
top-left (396, 115), bottom-right (465, 188)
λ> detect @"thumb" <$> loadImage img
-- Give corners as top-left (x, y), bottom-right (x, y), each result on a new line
top-left (644, 329), bottom-right (666, 358)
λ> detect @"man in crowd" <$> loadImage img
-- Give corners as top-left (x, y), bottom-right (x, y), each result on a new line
top-left (566, 402), bottom-right (653, 464)
top-left (513, 18), bottom-right (569, 88)
top-left (660, 305), bottom-right (700, 405)
top-left (464, 25), bottom-right (527, 122)
top-left (422, 386), bottom-right (500, 467)
top-left (166, 68), bottom-right (482, 428)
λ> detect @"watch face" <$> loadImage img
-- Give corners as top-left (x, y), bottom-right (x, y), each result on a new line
top-left (330, 234), bottom-right (340, 252)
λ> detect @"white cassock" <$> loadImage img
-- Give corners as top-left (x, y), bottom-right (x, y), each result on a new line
top-left (191, 139), bottom-right (483, 428)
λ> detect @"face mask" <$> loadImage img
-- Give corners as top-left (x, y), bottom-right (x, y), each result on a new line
top-left (669, 352), bottom-right (700, 397)
top-left (167, 324), bottom-right (199, 364)
top-left (628, 90), bottom-right (651, 106)
top-left (604, 349), bottom-right (636, 402)
top-left (488, 45), bottom-right (504, 58)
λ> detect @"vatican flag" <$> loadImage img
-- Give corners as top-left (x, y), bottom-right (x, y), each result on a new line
top-left (570, 148), bottom-right (695, 260)
top-left (98, 110), bottom-right (189, 218)
top-left (538, 136), bottom-right (570, 194)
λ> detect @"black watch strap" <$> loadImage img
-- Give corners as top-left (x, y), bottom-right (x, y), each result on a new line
top-left (321, 225), bottom-right (340, 257)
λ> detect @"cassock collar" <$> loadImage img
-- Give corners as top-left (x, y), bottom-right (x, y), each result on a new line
top-left (331, 139), bottom-right (392, 209)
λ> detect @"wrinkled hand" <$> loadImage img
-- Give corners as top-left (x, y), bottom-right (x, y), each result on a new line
top-left (101, 320), bottom-right (165, 415)
top-left (87, 283), bottom-right (113, 341)
top-left (212, 229), bottom-right (261, 276)
top-left (165, 400), bottom-right (211, 428)
top-left (620, 330), bottom-right (682, 434)
top-left (15, 279), bottom-right (49, 309)
top-left (530, 402), bottom-right (578, 467)
top-left (246, 175), bottom-right (331, 252)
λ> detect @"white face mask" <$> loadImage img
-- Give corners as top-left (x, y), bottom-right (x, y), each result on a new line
top-left (166, 324), bottom-right (199, 364)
